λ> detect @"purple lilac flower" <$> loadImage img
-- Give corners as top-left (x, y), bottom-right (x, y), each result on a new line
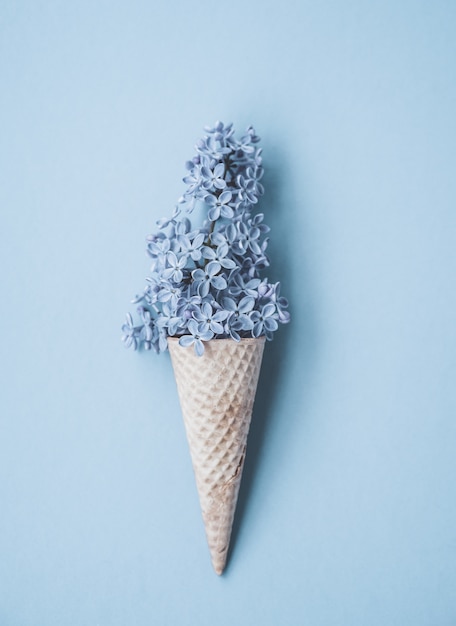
top-left (200, 162), bottom-right (226, 191)
top-left (237, 222), bottom-right (262, 255)
top-left (201, 121), bottom-right (234, 154)
top-left (179, 319), bottom-right (214, 356)
top-left (193, 302), bottom-right (229, 334)
top-left (178, 232), bottom-right (205, 261)
top-left (195, 135), bottom-right (230, 160)
top-left (222, 296), bottom-right (255, 316)
top-left (182, 164), bottom-right (202, 195)
top-left (157, 281), bottom-right (181, 308)
top-left (210, 231), bottom-right (227, 247)
top-left (142, 272), bottom-right (162, 305)
top-left (228, 274), bottom-right (261, 298)
top-left (258, 279), bottom-right (275, 299)
top-left (146, 234), bottom-right (170, 271)
top-left (222, 296), bottom-right (255, 341)
top-left (138, 307), bottom-right (153, 341)
top-left (235, 133), bottom-right (256, 155)
top-left (204, 121), bottom-right (234, 140)
top-left (154, 326), bottom-right (169, 353)
top-left (175, 217), bottom-right (192, 235)
top-left (250, 212), bottom-right (269, 234)
top-left (162, 251), bottom-right (188, 283)
top-left (205, 191), bottom-right (234, 222)
top-left (226, 316), bottom-right (254, 342)
top-left (155, 302), bottom-right (182, 336)
top-left (192, 261), bottom-right (227, 298)
top-left (270, 282), bottom-right (291, 324)
top-left (236, 174), bottom-right (259, 205)
top-left (121, 313), bottom-right (139, 349)
top-left (250, 303), bottom-right (279, 338)
top-left (176, 286), bottom-right (202, 320)
top-left (201, 242), bottom-right (236, 269)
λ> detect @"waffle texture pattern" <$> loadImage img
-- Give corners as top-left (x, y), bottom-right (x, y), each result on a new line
top-left (168, 336), bottom-right (265, 574)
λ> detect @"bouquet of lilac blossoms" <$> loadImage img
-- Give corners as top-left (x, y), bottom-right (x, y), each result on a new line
top-left (122, 121), bottom-right (290, 356)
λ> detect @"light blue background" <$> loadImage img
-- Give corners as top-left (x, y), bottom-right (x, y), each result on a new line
top-left (1, 1), bottom-right (455, 624)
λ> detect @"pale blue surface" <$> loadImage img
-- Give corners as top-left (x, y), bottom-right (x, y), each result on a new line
top-left (1, 1), bottom-right (455, 624)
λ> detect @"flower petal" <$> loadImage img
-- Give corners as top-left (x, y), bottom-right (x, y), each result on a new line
top-left (194, 339), bottom-right (205, 356)
top-left (219, 190), bottom-right (232, 204)
top-left (198, 281), bottom-right (210, 297)
top-left (263, 303), bottom-right (276, 318)
top-left (239, 296), bottom-right (255, 313)
top-left (210, 321), bottom-right (225, 334)
top-left (187, 319), bottom-right (199, 334)
top-left (211, 275), bottom-right (227, 290)
top-left (179, 335), bottom-right (194, 348)
top-left (264, 318), bottom-right (279, 332)
top-left (222, 297), bottom-right (237, 311)
top-left (206, 261), bottom-right (221, 277)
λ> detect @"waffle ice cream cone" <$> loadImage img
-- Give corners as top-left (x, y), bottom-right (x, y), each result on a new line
top-left (168, 336), bottom-right (265, 575)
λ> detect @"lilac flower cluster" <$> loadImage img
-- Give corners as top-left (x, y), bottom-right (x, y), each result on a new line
top-left (122, 122), bottom-right (290, 356)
